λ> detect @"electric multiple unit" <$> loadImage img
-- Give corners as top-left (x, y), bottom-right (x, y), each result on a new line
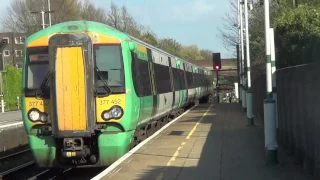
top-left (21, 20), bottom-right (214, 167)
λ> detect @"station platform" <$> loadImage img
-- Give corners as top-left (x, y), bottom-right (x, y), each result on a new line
top-left (0, 110), bottom-right (22, 129)
top-left (93, 103), bottom-right (314, 180)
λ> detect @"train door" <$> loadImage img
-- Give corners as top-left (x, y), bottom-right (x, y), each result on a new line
top-left (131, 50), bottom-right (152, 126)
top-left (147, 48), bottom-right (157, 119)
top-left (168, 57), bottom-right (177, 110)
top-left (183, 63), bottom-right (188, 104)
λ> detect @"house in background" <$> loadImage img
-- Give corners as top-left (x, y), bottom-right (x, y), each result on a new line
top-left (0, 32), bottom-right (26, 69)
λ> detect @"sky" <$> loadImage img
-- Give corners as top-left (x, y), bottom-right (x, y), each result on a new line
top-left (0, 0), bottom-right (233, 58)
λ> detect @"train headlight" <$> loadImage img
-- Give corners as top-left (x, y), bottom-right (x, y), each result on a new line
top-left (28, 109), bottom-right (48, 122)
top-left (102, 111), bottom-right (111, 120)
top-left (101, 106), bottom-right (123, 120)
top-left (28, 109), bottom-right (40, 121)
top-left (110, 106), bottom-right (123, 119)
top-left (40, 113), bottom-right (48, 122)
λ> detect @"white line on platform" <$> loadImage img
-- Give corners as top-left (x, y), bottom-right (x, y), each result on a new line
top-left (91, 105), bottom-right (198, 180)
top-left (0, 122), bottom-right (23, 129)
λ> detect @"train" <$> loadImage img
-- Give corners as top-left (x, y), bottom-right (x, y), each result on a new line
top-left (21, 20), bottom-right (214, 168)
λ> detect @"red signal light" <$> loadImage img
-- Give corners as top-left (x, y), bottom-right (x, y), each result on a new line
top-left (215, 65), bottom-right (220, 70)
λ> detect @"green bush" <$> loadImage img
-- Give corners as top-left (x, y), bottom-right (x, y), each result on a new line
top-left (3, 65), bottom-right (22, 111)
top-left (274, 5), bottom-right (320, 68)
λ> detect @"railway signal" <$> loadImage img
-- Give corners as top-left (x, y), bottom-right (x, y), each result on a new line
top-left (213, 52), bottom-right (222, 103)
top-left (213, 53), bottom-right (221, 71)
top-left (214, 65), bottom-right (220, 71)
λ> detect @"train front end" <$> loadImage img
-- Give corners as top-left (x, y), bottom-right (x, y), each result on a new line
top-left (21, 21), bottom-right (136, 168)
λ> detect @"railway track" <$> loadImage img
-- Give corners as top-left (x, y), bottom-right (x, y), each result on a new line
top-left (0, 161), bottom-right (35, 177)
top-left (26, 167), bottom-right (104, 180)
top-left (0, 148), bottom-right (30, 161)
top-left (0, 148), bottom-right (38, 179)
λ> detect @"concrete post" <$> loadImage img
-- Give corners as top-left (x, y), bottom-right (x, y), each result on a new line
top-left (240, 0), bottom-right (246, 109)
top-left (270, 28), bottom-right (278, 129)
top-left (237, 0), bottom-right (242, 103)
top-left (17, 96), bottom-right (20, 110)
top-left (48, 0), bottom-right (52, 26)
top-left (244, 0), bottom-right (254, 126)
top-left (263, 0), bottom-right (278, 165)
top-left (41, 11), bottom-right (45, 29)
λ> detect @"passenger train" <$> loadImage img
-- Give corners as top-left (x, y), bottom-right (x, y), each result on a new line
top-left (21, 20), bottom-right (214, 167)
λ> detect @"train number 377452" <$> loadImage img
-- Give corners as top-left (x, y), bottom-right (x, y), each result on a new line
top-left (99, 99), bottom-right (121, 105)
top-left (28, 101), bottom-right (49, 107)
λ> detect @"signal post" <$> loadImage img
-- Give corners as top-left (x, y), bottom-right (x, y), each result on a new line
top-left (213, 53), bottom-right (221, 103)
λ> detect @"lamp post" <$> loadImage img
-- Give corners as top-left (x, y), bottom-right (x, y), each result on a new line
top-left (263, 0), bottom-right (278, 165)
top-left (244, 0), bottom-right (254, 126)
top-left (240, 0), bottom-right (246, 109)
top-left (237, 0), bottom-right (242, 103)
top-left (30, 0), bottom-right (54, 30)
top-left (270, 28), bottom-right (278, 129)
top-left (48, 0), bottom-right (52, 26)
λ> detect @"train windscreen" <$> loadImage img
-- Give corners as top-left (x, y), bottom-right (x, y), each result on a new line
top-left (94, 44), bottom-right (125, 93)
top-left (25, 47), bottom-right (49, 96)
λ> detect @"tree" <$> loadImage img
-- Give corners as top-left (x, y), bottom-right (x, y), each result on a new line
top-left (80, 0), bottom-right (108, 24)
top-left (180, 45), bottom-right (204, 61)
top-left (247, 2), bottom-right (266, 74)
top-left (140, 30), bottom-right (158, 47)
top-left (200, 49), bottom-right (213, 61)
top-left (1, 0), bottom-right (106, 35)
top-left (158, 38), bottom-right (182, 57)
top-left (274, 4), bottom-right (320, 68)
top-left (106, 2), bottom-right (143, 38)
top-left (217, 0), bottom-right (238, 58)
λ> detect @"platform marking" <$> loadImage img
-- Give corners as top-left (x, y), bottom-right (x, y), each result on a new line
top-left (107, 167), bottom-right (122, 179)
top-left (91, 105), bottom-right (198, 180)
top-left (0, 122), bottom-right (23, 129)
top-left (166, 105), bottom-right (212, 166)
top-left (126, 158), bottom-right (133, 163)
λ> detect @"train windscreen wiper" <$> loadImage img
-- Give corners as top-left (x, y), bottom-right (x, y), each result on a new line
top-left (95, 66), bottom-right (112, 97)
top-left (35, 72), bottom-right (50, 98)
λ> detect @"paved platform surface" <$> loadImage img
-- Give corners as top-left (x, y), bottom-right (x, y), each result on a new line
top-left (0, 110), bottom-right (22, 128)
top-left (96, 103), bottom-right (315, 180)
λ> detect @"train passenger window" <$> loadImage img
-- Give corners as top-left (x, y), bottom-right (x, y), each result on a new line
top-left (172, 68), bottom-right (180, 91)
top-left (180, 70), bottom-right (186, 90)
top-left (139, 60), bottom-right (152, 96)
top-left (153, 63), bottom-right (171, 94)
top-left (94, 45), bottom-right (124, 87)
top-left (186, 72), bottom-right (194, 88)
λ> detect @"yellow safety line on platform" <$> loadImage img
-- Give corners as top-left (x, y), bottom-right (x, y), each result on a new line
top-left (166, 105), bottom-right (212, 166)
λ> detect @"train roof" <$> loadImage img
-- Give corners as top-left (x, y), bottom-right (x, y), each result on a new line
top-left (26, 20), bottom-right (212, 74)
top-left (127, 35), bottom-right (211, 73)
